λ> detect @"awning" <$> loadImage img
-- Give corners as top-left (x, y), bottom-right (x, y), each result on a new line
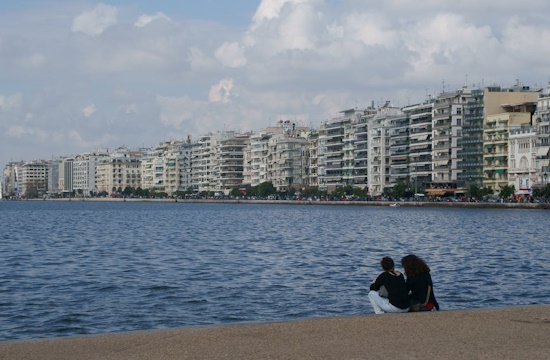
top-left (515, 190), bottom-right (531, 195)
top-left (414, 134), bottom-right (429, 141)
top-left (410, 144), bottom-right (430, 150)
top-left (536, 146), bottom-right (550, 157)
top-left (538, 159), bottom-right (550, 167)
top-left (494, 169), bottom-right (505, 174)
top-left (425, 189), bottom-right (448, 195)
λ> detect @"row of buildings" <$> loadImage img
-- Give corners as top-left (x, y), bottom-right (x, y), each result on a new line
top-left (3, 81), bottom-right (550, 199)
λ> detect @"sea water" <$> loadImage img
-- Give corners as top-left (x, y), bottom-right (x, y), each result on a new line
top-left (0, 201), bottom-right (548, 340)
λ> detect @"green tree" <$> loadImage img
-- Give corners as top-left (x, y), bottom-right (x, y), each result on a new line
top-left (499, 185), bottom-right (514, 199)
top-left (230, 188), bottom-right (242, 197)
top-left (333, 185), bottom-right (355, 198)
top-left (391, 181), bottom-right (407, 198)
top-left (352, 187), bottom-right (367, 197)
top-left (135, 187), bottom-right (144, 197)
top-left (122, 186), bottom-right (134, 196)
top-left (468, 185), bottom-right (481, 198)
top-left (245, 185), bottom-right (257, 197)
top-left (25, 182), bottom-right (40, 198)
top-left (532, 187), bottom-right (543, 198)
top-left (257, 182), bottom-right (276, 197)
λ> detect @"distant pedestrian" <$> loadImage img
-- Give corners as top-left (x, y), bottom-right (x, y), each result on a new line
top-left (368, 257), bottom-right (410, 314)
top-left (401, 254), bottom-right (439, 311)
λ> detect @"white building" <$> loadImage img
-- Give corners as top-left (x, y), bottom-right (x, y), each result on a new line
top-left (17, 160), bottom-right (48, 197)
top-left (508, 124), bottom-right (537, 196)
top-left (367, 104), bottom-right (402, 196)
top-left (96, 147), bottom-right (142, 194)
top-left (404, 101), bottom-right (433, 193)
top-left (72, 151), bottom-right (109, 196)
top-left (320, 109), bottom-right (362, 191)
top-left (535, 84), bottom-right (550, 186)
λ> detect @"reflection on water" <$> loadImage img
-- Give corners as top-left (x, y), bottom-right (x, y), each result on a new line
top-left (0, 201), bottom-right (548, 340)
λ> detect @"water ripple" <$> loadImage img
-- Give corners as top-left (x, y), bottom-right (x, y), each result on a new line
top-left (0, 201), bottom-right (548, 341)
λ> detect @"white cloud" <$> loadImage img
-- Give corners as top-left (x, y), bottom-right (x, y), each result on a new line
top-left (7, 125), bottom-right (48, 141)
top-left (124, 103), bottom-right (137, 114)
top-left (252, 0), bottom-right (319, 30)
top-left (312, 93), bottom-right (325, 105)
top-left (62, 130), bottom-right (116, 148)
top-left (188, 48), bottom-right (219, 73)
top-left (156, 95), bottom-right (206, 130)
top-left (215, 42), bottom-right (247, 68)
top-left (209, 79), bottom-right (234, 104)
top-left (82, 104), bottom-right (96, 117)
top-left (71, 4), bottom-right (117, 36)
top-left (2, 0), bottom-right (550, 171)
top-left (342, 13), bottom-right (400, 48)
top-left (134, 12), bottom-right (171, 27)
top-left (17, 53), bottom-right (46, 69)
top-left (0, 93), bottom-right (23, 111)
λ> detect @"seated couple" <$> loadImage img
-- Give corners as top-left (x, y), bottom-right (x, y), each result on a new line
top-left (368, 255), bottom-right (439, 314)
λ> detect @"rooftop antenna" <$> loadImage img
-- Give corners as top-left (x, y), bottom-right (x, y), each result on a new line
top-left (442, 78), bottom-right (445, 93)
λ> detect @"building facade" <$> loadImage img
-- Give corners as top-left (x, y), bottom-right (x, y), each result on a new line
top-left (508, 124), bottom-right (537, 196)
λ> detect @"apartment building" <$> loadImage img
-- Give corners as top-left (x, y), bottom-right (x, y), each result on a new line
top-left (141, 148), bottom-right (165, 192)
top-left (244, 121), bottom-right (309, 191)
top-left (367, 105), bottom-right (400, 196)
top-left (96, 147), bottom-right (142, 194)
top-left (508, 124), bottom-right (537, 196)
top-left (2, 162), bottom-right (19, 198)
top-left (17, 160), bottom-right (48, 197)
top-left (306, 130), bottom-right (319, 188)
top-left (404, 101), bottom-right (433, 193)
top-left (320, 109), bottom-right (362, 192)
top-left (483, 112), bottom-right (532, 190)
top-left (432, 88), bottom-right (472, 184)
top-left (165, 141), bottom-right (193, 194)
top-left (213, 133), bottom-right (249, 194)
top-left (244, 131), bottom-right (270, 187)
top-left (192, 134), bottom-right (214, 193)
top-left (535, 84), bottom-right (550, 186)
top-left (267, 133), bottom-right (307, 192)
top-left (460, 84), bottom-right (541, 187)
top-left (388, 113), bottom-right (409, 187)
top-left (353, 111), bottom-right (372, 190)
top-left (317, 126), bottom-right (328, 191)
top-left (47, 160), bottom-right (60, 196)
top-left (72, 151), bottom-right (109, 196)
top-left (141, 140), bottom-right (194, 195)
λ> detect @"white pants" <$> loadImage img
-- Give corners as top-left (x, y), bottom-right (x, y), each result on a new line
top-left (368, 291), bottom-right (409, 314)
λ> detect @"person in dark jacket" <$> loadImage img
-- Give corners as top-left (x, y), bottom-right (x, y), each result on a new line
top-left (368, 257), bottom-right (410, 314)
top-left (401, 254), bottom-right (439, 311)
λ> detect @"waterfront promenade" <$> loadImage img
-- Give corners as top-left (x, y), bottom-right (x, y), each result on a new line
top-left (17, 197), bottom-right (550, 210)
top-left (1, 305), bottom-right (548, 360)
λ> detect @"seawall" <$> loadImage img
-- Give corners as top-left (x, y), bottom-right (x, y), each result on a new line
top-left (14, 197), bottom-right (550, 210)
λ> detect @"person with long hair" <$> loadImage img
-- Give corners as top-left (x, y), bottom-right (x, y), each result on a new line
top-left (368, 256), bottom-right (410, 314)
top-left (401, 254), bottom-right (439, 311)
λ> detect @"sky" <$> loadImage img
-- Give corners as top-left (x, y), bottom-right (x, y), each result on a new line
top-left (1, 0), bottom-right (550, 172)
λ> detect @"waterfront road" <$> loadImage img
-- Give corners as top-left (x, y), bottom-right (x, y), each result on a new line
top-left (1, 305), bottom-right (548, 360)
